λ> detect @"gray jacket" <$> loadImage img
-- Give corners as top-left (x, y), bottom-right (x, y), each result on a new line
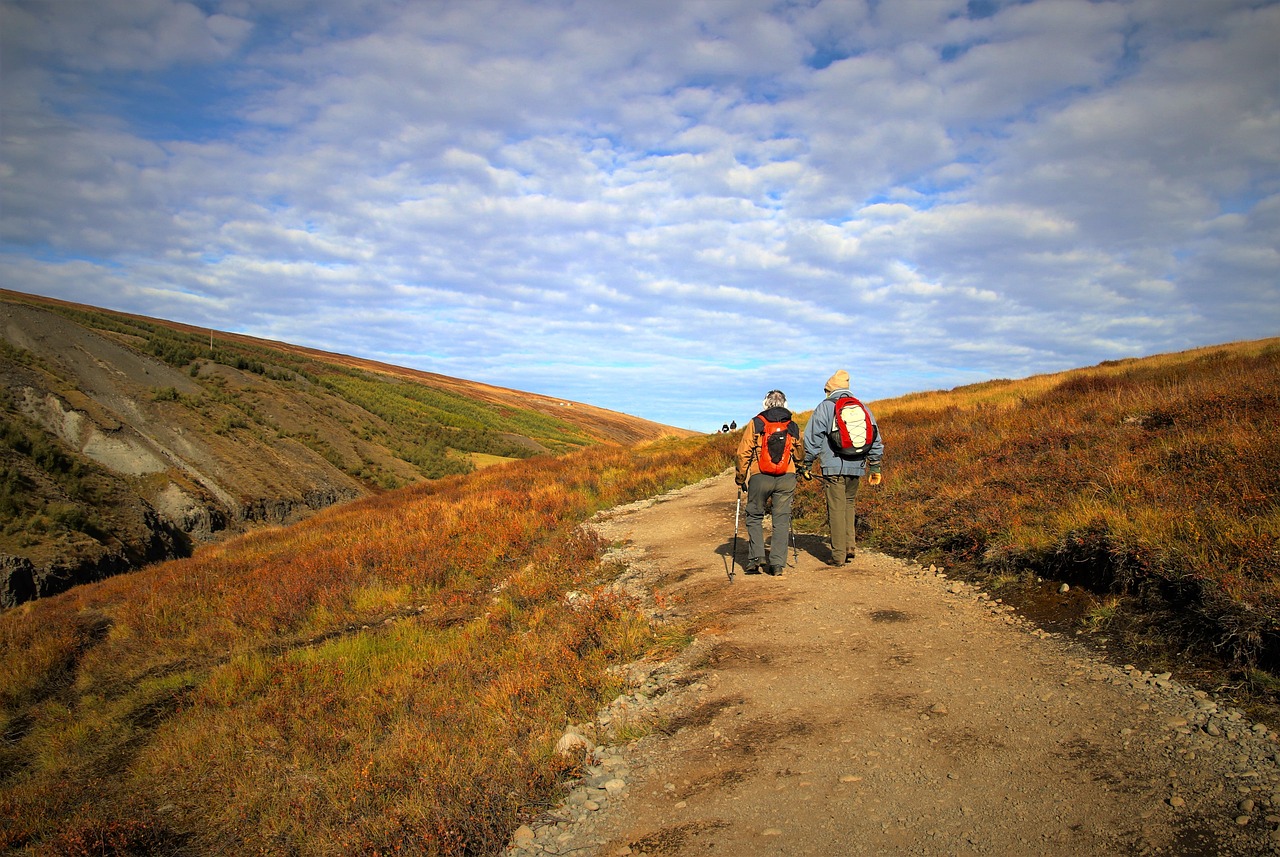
top-left (802, 389), bottom-right (884, 477)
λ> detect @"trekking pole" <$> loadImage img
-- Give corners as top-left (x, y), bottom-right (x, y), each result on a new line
top-left (790, 460), bottom-right (809, 567)
top-left (729, 445), bottom-right (758, 583)
top-left (729, 486), bottom-right (742, 583)
top-left (851, 505), bottom-right (857, 559)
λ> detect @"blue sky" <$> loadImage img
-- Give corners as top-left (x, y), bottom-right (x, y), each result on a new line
top-left (2, 0), bottom-right (1278, 432)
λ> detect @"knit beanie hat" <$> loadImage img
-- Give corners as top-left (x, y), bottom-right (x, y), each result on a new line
top-left (824, 370), bottom-right (850, 394)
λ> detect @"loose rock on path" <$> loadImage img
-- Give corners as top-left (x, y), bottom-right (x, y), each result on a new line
top-left (506, 472), bottom-right (1280, 856)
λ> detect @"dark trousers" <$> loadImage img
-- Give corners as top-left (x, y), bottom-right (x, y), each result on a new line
top-left (745, 472), bottom-right (796, 569)
top-left (821, 474), bottom-right (861, 563)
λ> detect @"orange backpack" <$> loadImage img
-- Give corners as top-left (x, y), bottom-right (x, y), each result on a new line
top-left (754, 414), bottom-right (797, 475)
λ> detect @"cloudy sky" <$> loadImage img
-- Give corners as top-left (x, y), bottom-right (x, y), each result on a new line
top-left (2, 0), bottom-right (1278, 431)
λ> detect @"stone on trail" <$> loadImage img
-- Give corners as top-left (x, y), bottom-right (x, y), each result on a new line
top-left (512, 825), bottom-right (535, 848)
top-left (555, 726), bottom-right (594, 758)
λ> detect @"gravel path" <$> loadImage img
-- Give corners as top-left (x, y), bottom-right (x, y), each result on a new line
top-left (506, 472), bottom-right (1279, 856)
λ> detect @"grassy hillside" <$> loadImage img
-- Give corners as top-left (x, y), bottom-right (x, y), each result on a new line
top-left (5, 331), bottom-right (1277, 854)
top-left (3, 288), bottom-right (686, 471)
top-left (0, 289), bottom-right (693, 605)
top-left (0, 432), bottom-right (738, 855)
top-left (794, 338), bottom-right (1280, 703)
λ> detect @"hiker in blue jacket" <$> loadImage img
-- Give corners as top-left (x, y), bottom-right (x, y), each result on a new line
top-left (802, 370), bottom-right (884, 566)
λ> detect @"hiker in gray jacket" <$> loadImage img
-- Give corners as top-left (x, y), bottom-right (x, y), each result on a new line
top-left (802, 370), bottom-right (884, 566)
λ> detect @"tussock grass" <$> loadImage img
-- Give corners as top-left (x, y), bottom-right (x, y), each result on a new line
top-left (0, 432), bottom-right (736, 855)
top-left (839, 338), bottom-right (1280, 683)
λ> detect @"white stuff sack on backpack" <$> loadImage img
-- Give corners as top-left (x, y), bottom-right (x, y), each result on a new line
top-left (831, 396), bottom-right (876, 459)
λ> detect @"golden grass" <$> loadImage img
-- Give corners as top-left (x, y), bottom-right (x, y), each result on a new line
top-left (467, 452), bottom-right (518, 469)
top-left (875, 338), bottom-right (1278, 418)
top-left (0, 432), bottom-right (737, 855)
top-left (6, 336), bottom-right (1277, 852)
top-left (818, 337), bottom-right (1280, 675)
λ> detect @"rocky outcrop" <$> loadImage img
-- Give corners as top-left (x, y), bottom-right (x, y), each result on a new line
top-left (0, 485), bottom-right (370, 608)
top-left (0, 556), bottom-right (38, 607)
top-left (1, 551), bottom-right (131, 607)
top-left (0, 300), bottom-right (369, 607)
top-left (0, 503), bottom-right (188, 608)
top-left (239, 487), bottom-right (361, 526)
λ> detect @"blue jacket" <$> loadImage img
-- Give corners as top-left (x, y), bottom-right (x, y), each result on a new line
top-left (802, 389), bottom-right (884, 477)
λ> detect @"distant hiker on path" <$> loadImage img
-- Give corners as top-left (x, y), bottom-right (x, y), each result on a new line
top-left (803, 370), bottom-right (884, 566)
top-left (735, 390), bottom-right (803, 576)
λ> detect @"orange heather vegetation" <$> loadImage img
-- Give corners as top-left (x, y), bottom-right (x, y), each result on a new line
top-left (0, 433), bottom-right (735, 855)
top-left (3, 338), bottom-right (1278, 855)
top-left (804, 337), bottom-right (1280, 687)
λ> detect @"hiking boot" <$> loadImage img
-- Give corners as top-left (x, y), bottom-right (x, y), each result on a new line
top-left (767, 565), bottom-right (785, 577)
top-left (744, 561), bottom-right (764, 574)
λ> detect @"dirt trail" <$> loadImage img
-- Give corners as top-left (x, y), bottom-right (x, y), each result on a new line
top-left (515, 472), bottom-right (1280, 856)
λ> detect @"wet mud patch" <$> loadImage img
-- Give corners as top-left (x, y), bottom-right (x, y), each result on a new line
top-left (680, 767), bottom-right (753, 798)
top-left (678, 577), bottom-right (763, 609)
top-left (661, 694), bottom-right (744, 733)
top-left (719, 588), bottom-right (796, 616)
top-left (704, 641), bottom-right (774, 668)
top-left (653, 564), bottom-right (701, 587)
top-left (870, 608), bottom-right (912, 623)
top-left (730, 715), bottom-right (814, 755)
top-left (1168, 816), bottom-right (1228, 856)
top-left (1054, 736), bottom-right (1140, 790)
top-left (622, 819), bottom-right (732, 854)
top-left (666, 673), bottom-right (708, 690)
top-left (928, 726), bottom-right (1006, 757)
top-left (870, 690), bottom-right (921, 713)
top-left (989, 576), bottom-right (1097, 635)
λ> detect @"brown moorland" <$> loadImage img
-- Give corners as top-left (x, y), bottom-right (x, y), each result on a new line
top-left (2, 335), bottom-right (1277, 855)
top-left (792, 336), bottom-right (1280, 716)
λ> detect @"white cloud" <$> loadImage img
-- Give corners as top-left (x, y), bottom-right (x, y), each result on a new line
top-left (0, 0), bottom-right (253, 72)
top-left (1, 0), bottom-right (1278, 431)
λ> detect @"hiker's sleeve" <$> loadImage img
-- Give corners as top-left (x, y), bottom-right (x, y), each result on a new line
top-left (735, 423), bottom-right (756, 482)
top-left (802, 403), bottom-right (827, 463)
top-left (866, 412), bottom-right (884, 472)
